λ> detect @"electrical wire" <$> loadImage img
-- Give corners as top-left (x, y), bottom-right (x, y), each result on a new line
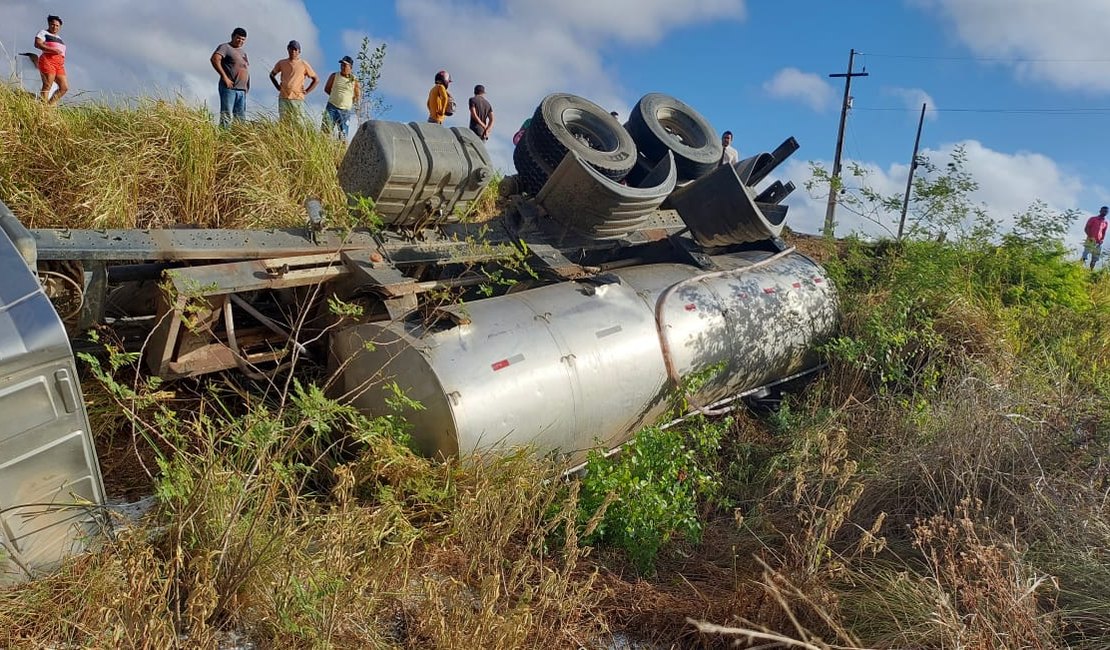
top-left (844, 114), bottom-right (866, 166)
top-left (854, 106), bottom-right (1110, 115)
top-left (862, 52), bottom-right (1110, 63)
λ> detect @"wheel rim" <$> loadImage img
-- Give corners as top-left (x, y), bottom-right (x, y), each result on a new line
top-left (561, 108), bottom-right (619, 153)
top-left (653, 106), bottom-right (708, 149)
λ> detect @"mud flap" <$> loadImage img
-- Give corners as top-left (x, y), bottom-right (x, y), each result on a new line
top-left (667, 161), bottom-right (788, 247)
top-left (535, 150), bottom-right (677, 240)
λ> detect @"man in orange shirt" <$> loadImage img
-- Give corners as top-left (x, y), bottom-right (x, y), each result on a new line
top-left (269, 40), bottom-right (318, 123)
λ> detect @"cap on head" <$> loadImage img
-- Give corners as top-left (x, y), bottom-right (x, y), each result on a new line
top-left (287, 40), bottom-right (301, 51)
top-left (339, 55), bottom-right (354, 66)
top-left (232, 27), bottom-right (247, 38)
top-left (435, 69), bottom-right (451, 84)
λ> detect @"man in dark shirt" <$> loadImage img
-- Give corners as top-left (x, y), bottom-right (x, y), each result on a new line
top-left (210, 27), bottom-right (250, 127)
top-left (468, 85), bottom-right (494, 141)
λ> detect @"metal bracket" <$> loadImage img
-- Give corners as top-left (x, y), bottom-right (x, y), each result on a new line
top-left (341, 250), bottom-right (420, 297)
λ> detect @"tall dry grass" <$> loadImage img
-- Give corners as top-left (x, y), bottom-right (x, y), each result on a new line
top-left (685, 249), bottom-right (1110, 649)
top-left (0, 84), bottom-right (347, 229)
top-left (0, 375), bottom-right (607, 649)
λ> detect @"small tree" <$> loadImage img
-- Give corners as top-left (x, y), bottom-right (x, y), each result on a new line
top-left (806, 145), bottom-right (998, 240)
top-left (355, 37), bottom-right (390, 122)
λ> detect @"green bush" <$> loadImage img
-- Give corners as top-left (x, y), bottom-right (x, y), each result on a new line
top-left (578, 417), bottom-right (728, 571)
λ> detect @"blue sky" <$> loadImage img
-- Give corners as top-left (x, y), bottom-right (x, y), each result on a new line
top-left (2, 0), bottom-right (1108, 244)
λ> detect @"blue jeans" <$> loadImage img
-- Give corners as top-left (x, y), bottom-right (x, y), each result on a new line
top-left (218, 84), bottom-right (246, 127)
top-left (1081, 239), bottom-right (1102, 268)
top-left (323, 103), bottom-right (352, 140)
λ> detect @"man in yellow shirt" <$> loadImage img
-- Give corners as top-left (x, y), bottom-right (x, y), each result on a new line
top-left (427, 69), bottom-right (453, 124)
top-left (322, 55), bottom-right (361, 141)
top-left (269, 40), bottom-right (318, 123)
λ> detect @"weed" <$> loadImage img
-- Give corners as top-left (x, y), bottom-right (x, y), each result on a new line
top-left (579, 416), bottom-right (729, 571)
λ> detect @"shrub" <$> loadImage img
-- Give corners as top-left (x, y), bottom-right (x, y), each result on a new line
top-left (578, 416), bottom-right (728, 571)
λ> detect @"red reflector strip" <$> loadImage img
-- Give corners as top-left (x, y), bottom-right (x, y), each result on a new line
top-left (491, 353), bottom-right (526, 372)
top-left (684, 303), bottom-right (697, 311)
top-left (813, 277), bottom-right (824, 283)
top-left (792, 282), bottom-right (802, 289)
top-left (763, 287), bottom-right (776, 294)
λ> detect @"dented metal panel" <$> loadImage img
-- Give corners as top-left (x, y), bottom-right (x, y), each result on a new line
top-left (0, 225), bottom-right (105, 585)
top-left (535, 151), bottom-right (677, 240)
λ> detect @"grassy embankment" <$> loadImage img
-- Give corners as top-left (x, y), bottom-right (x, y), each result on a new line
top-left (2, 86), bottom-right (1110, 649)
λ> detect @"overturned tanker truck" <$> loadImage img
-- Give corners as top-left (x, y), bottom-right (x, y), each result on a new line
top-left (0, 91), bottom-right (837, 582)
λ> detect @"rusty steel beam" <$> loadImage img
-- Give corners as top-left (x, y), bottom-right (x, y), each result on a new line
top-left (31, 228), bottom-right (381, 261)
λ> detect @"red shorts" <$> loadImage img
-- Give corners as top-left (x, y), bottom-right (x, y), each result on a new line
top-left (38, 54), bottom-right (66, 77)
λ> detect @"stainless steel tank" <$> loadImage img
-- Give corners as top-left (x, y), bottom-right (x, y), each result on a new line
top-left (0, 215), bottom-right (106, 584)
top-left (331, 251), bottom-right (837, 463)
top-left (338, 120), bottom-right (493, 227)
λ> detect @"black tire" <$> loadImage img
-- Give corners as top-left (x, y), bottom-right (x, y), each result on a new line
top-left (512, 138), bottom-right (548, 195)
top-left (527, 93), bottom-right (636, 180)
top-left (626, 93), bottom-right (721, 181)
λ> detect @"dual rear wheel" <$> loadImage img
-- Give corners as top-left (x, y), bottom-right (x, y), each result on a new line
top-left (512, 92), bottom-right (722, 194)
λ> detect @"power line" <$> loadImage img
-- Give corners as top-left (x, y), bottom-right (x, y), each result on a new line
top-left (845, 113), bottom-right (866, 166)
top-left (862, 52), bottom-right (1110, 63)
top-left (855, 106), bottom-right (1110, 114)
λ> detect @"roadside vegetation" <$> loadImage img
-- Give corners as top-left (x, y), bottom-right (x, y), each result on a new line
top-left (1, 88), bottom-right (1109, 649)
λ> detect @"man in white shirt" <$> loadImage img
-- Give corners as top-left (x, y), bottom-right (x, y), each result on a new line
top-left (721, 131), bottom-right (739, 166)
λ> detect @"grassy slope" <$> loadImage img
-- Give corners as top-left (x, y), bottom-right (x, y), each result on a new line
top-left (2, 89), bottom-right (1110, 649)
top-left (0, 85), bottom-right (347, 229)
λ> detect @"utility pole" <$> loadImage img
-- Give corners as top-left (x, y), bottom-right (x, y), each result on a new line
top-left (823, 48), bottom-right (869, 238)
top-left (897, 103), bottom-right (927, 240)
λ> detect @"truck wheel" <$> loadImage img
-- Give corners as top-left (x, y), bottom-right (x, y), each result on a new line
top-left (512, 138), bottom-right (549, 195)
top-left (528, 93), bottom-right (637, 181)
top-left (627, 93), bottom-right (721, 181)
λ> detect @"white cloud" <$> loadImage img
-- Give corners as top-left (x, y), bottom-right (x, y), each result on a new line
top-left (911, 0), bottom-right (1110, 93)
top-left (0, 0), bottom-right (750, 173)
top-left (1, 1), bottom-right (322, 116)
top-left (884, 86), bottom-right (939, 120)
top-left (503, 0), bottom-right (746, 44)
top-left (781, 140), bottom-right (1088, 244)
top-left (762, 67), bottom-right (834, 111)
top-left (373, 0), bottom-right (746, 171)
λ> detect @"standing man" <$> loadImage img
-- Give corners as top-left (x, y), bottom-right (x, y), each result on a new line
top-left (34, 14), bottom-right (67, 105)
top-left (270, 40), bottom-right (318, 123)
top-left (322, 55), bottom-right (360, 141)
top-left (1081, 206), bottom-right (1108, 270)
top-left (427, 70), bottom-right (452, 124)
top-left (468, 84), bottom-right (494, 140)
top-left (211, 28), bottom-right (250, 127)
top-left (720, 131), bottom-right (739, 166)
